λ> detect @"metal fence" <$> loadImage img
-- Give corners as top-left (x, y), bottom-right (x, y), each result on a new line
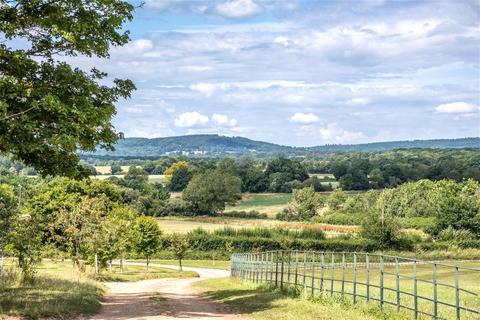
top-left (230, 250), bottom-right (480, 320)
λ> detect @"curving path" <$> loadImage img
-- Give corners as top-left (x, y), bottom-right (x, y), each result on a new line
top-left (88, 262), bottom-right (242, 320)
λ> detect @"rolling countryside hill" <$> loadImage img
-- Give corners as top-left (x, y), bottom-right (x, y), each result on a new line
top-left (83, 135), bottom-right (480, 158)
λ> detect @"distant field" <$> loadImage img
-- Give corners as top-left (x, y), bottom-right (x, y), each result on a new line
top-left (309, 173), bottom-right (336, 180)
top-left (157, 216), bottom-right (358, 235)
top-left (92, 174), bottom-right (166, 183)
top-left (95, 166), bottom-right (111, 175)
top-left (225, 193), bottom-right (292, 217)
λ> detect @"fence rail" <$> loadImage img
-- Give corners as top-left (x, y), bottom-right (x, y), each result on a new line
top-left (230, 250), bottom-right (480, 320)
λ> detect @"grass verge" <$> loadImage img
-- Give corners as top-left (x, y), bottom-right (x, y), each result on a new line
top-left (0, 260), bottom-right (103, 319)
top-left (195, 277), bottom-right (411, 320)
top-left (91, 264), bottom-right (198, 282)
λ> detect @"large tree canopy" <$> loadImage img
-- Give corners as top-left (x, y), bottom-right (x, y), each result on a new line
top-left (0, 0), bottom-right (135, 177)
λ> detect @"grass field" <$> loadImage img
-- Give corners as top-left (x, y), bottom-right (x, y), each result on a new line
top-left (230, 255), bottom-right (480, 320)
top-left (145, 259), bottom-right (231, 270)
top-left (92, 264), bottom-right (198, 281)
top-left (197, 259), bottom-right (480, 320)
top-left (157, 216), bottom-right (358, 235)
top-left (195, 278), bottom-right (409, 320)
top-left (93, 174), bottom-right (166, 183)
top-left (225, 193), bottom-right (292, 217)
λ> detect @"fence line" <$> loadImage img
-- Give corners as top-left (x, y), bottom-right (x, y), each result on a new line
top-left (230, 250), bottom-right (480, 320)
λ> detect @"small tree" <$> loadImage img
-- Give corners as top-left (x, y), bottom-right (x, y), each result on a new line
top-left (134, 216), bottom-right (162, 271)
top-left (326, 188), bottom-right (348, 211)
top-left (183, 169), bottom-right (241, 214)
top-left (169, 234), bottom-right (189, 271)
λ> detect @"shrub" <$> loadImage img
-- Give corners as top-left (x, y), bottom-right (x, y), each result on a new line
top-left (276, 209), bottom-right (303, 221)
top-left (218, 210), bottom-right (267, 219)
top-left (437, 226), bottom-right (477, 242)
top-left (315, 212), bottom-right (364, 225)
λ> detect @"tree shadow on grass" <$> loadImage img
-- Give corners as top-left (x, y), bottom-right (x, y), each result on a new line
top-left (201, 286), bottom-right (290, 315)
top-left (0, 276), bottom-right (103, 318)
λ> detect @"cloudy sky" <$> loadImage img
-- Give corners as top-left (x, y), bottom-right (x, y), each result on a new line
top-left (79, 0), bottom-right (479, 146)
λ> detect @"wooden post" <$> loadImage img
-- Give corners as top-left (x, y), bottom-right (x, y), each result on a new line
top-left (275, 251), bottom-right (279, 287)
top-left (455, 266), bottom-right (460, 320)
top-left (95, 253), bottom-right (99, 274)
top-left (280, 251), bottom-right (285, 289)
top-left (287, 251), bottom-right (291, 285)
top-left (413, 259), bottom-right (418, 319)
top-left (366, 253), bottom-right (370, 302)
top-left (294, 250), bottom-right (299, 286)
top-left (380, 255), bottom-right (384, 309)
top-left (341, 252), bottom-right (346, 296)
top-left (353, 252), bottom-right (357, 304)
top-left (303, 251), bottom-right (307, 289)
top-left (395, 257), bottom-right (400, 311)
top-left (311, 252), bottom-right (316, 296)
top-left (320, 252), bottom-right (325, 292)
top-left (433, 262), bottom-right (438, 319)
top-left (330, 253), bottom-right (335, 294)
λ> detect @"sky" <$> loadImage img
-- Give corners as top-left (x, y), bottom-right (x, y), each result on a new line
top-left (76, 0), bottom-right (479, 146)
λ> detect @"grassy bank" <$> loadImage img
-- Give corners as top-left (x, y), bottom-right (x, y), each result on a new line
top-left (0, 260), bottom-right (198, 318)
top-left (195, 277), bottom-right (410, 320)
top-left (0, 260), bottom-right (104, 319)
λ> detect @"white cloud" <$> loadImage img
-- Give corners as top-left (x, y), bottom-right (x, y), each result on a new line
top-left (215, 0), bottom-right (263, 19)
top-left (212, 114), bottom-right (238, 126)
top-left (174, 112), bottom-right (209, 127)
top-left (318, 124), bottom-right (366, 144)
top-left (290, 112), bottom-right (319, 124)
top-left (435, 102), bottom-right (477, 113)
top-left (346, 98), bottom-right (370, 106)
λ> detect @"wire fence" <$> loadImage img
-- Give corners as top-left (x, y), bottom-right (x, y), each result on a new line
top-left (230, 250), bottom-right (480, 320)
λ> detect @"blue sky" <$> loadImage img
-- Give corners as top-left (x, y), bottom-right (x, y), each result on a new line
top-left (75, 0), bottom-right (479, 146)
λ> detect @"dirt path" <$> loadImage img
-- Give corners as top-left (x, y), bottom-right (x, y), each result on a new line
top-left (88, 263), bottom-right (243, 320)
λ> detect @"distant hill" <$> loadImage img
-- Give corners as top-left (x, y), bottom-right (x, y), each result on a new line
top-left (84, 135), bottom-right (480, 158)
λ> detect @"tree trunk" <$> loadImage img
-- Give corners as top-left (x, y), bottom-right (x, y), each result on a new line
top-left (179, 258), bottom-right (182, 271)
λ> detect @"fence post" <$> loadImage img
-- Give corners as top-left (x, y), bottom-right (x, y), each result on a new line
top-left (353, 252), bottom-right (357, 304)
top-left (280, 250), bottom-right (285, 289)
top-left (275, 251), bottom-right (279, 287)
top-left (257, 253), bottom-right (261, 284)
top-left (413, 259), bottom-right (418, 319)
top-left (366, 253), bottom-right (370, 302)
top-left (260, 252), bottom-right (264, 283)
top-left (287, 251), bottom-right (291, 285)
top-left (433, 262), bottom-right (438, 319)
top-left (395, 257), bottom-right (400, 311)
top-left (294, 250), bottom-right (299, 286)
top-left (380, 255), bottom-right (384, 309)
top-left (270, 251), bottom-right (274, 283)
top-left (311, 252), bottom-right (316, 296)
top-left (95, 253), bottom-right (99, 274)
top-left (320, 252), bottom-right (325, 292)
top-left (330, 253), bottom-right (335, 294)
top-left (303, 251), bottom-right (307, 289)
top-left (455, 266), bottom-right (460, 320)
top-left (341, 252), bottom-right (345, 296)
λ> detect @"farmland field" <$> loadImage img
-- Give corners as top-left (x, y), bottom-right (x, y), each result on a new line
top-left (157, 216), bottom-right (358, 235)
top-left (93, 174), bottom-right (166, 183)
top-left (225, 193), bottom-right (293, 217)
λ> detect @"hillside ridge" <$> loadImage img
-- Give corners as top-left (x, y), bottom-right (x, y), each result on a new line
top-left (86, 135), bottom-right (479, 158)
